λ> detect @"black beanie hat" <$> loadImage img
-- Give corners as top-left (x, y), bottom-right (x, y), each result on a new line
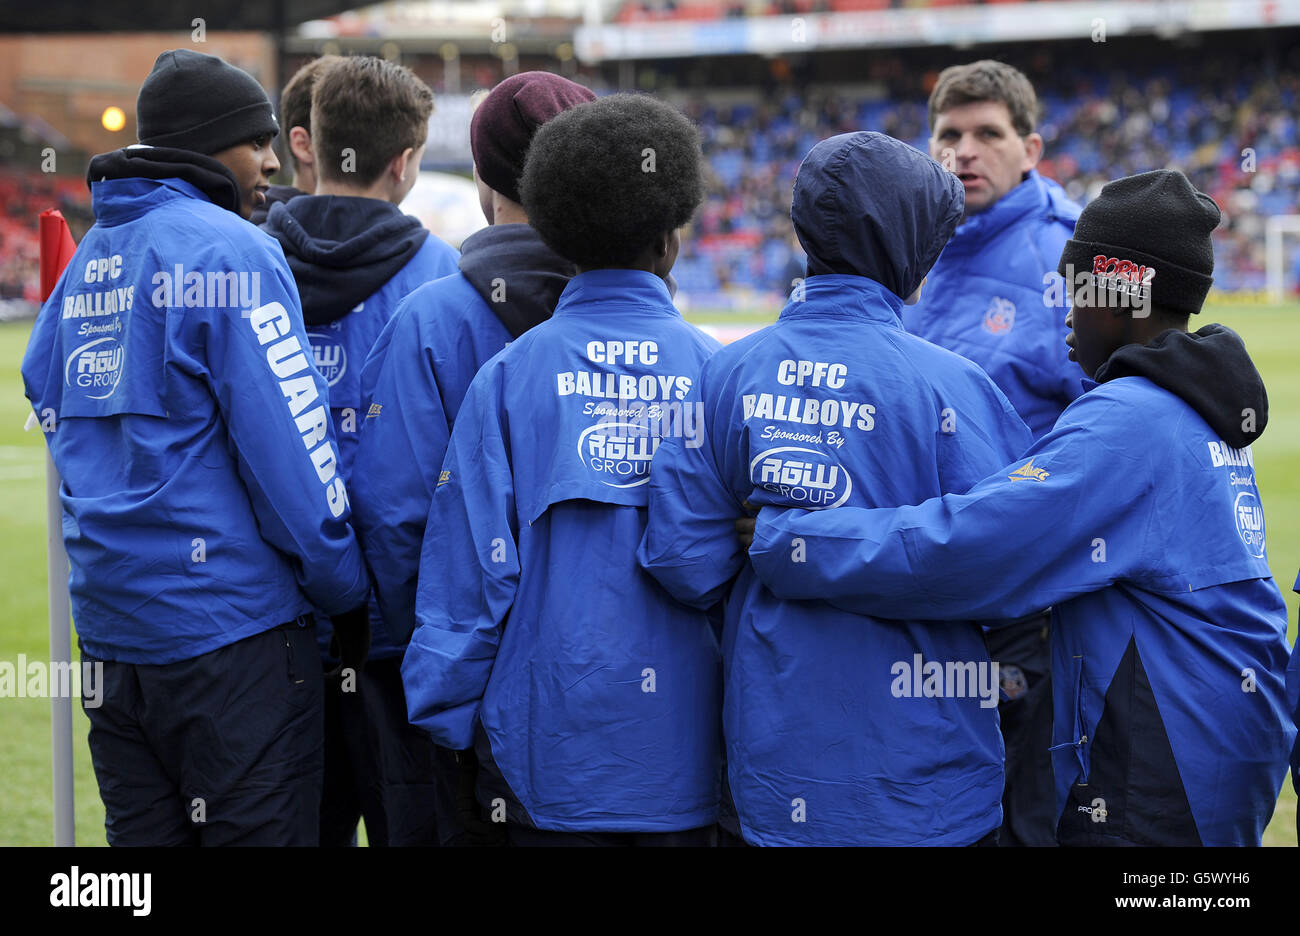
top-left (470, 71), bottom-right (595, 205)
top-left (137, 49), bottom-right (279, 155)
top-left (1058, 169), bottom-right (1220, 315)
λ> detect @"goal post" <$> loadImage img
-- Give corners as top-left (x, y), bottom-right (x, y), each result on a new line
top-left (1264, 214), bottom-right (1300, 304)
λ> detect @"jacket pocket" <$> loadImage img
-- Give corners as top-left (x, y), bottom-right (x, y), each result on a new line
top-left (1050, 653), bottom-right (1090, 784)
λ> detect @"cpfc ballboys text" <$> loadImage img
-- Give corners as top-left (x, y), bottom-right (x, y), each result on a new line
top-left (560, 340), bottom-right (703, 487)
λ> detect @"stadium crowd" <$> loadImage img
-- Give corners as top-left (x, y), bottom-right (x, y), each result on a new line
top-left (676, 56), bottom-right (1300, 298)
top-left (0, 170), bottom-right (84, 307)
top-left (6, 46), bottom-right (1299, 306)
top-left (614, 0), bottom-right (1121, 24)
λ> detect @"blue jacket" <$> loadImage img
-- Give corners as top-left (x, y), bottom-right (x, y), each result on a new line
top-left (639, 132), bottom-right (1034, 845)
top-left (353, 224), bottom-right (575, 646)
top-left (401, 269), bottom-right (723, 832)
top-left (22, 148), bottom-right (369, 664)
top-left (749, 330), bottom-right (1295, 846)
top-left (265, 195), bottom-right (459, 660)
top-left (902, 170), bottom-right (1082, 439)
top-left (639, 277), bottom-right (1031, 845)
top-left (1289, 575), bottom-right (1300, 813)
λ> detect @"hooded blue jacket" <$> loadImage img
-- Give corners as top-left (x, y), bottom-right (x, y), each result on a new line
top-left (401, 269), bottom-right (723, 832)
top-left (638, 132), bottom-right (1034, 845)
top-left (903, 170), bottom-right (1081, 439)
top-left (264, 195), bottom-right (458, 660)
top-left (352, 224), bottom-right (576, 646)
top-left (22, 148), bottom-right (370, 664)
top-left (749, 327), bottom-right (1295, 846)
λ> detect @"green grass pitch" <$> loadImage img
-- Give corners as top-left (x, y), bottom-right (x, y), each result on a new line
top-left (0, 300), bottom-right (1295, 846)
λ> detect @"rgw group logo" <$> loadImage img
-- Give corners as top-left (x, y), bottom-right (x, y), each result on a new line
top-left (578, 421), bottom-right (659, 487)
top-left (1234, 490), bottom-right (1265, 558)
top-left (64, 336), bottom-right (125, 400)
top-left (750, 446), bottom-right (852, 508)
top-left (310, 332), bottom-right (348, 387)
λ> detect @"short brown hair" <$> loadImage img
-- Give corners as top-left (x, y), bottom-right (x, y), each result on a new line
top-left (278, 55), bottom-right (342, 170)
top-left (928, 60), bottom-right (1039, 137)
top-left (311, 56), bottom-right (434, 186)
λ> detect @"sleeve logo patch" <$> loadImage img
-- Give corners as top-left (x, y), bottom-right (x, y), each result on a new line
top-left (437, 469), bottom-right (451, 487)
top-left (365, 403), bottom-right (382, 419)
top-left (1008, 458), bottom-right (1050, 482)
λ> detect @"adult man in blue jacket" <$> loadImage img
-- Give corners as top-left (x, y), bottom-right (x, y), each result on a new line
top-left (263, 55), bottom-right (459, 847)
top-left (22, 49), bottom-right (369, 845)
top-left (906, 61), bottom-right (1083, 846)
top-left (744, 171), bottom-right (1296, 846)
top-left (351, 71), bottom-right (592, 845)
top-left (639, 132), bottom-right (1031, 846)
top-left (402, 94), bottom-right (722, 844)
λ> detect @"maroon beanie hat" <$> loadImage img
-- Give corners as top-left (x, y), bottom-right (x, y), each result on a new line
top-left (470, 71), bottom-right (595, 204)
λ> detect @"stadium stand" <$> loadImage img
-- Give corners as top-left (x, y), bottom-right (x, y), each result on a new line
top-left (3, 28), bottom-right (1296, 310)
top-left (614, 0), bottom-right (1142, 23)
top-left (672, 51), bottom-right (1300, 301)
top-left (0, 170), bottom-right (86, 315)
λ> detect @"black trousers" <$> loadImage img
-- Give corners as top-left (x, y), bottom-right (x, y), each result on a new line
top-left (319, 655), bottom-right (504, 846)
top-left (986, 612), bottom-right (1058, 847)
top-left (82, 618), bottom-right (323, 846)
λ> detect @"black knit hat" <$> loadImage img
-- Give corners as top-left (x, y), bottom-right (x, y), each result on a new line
top-left (137, 49), bottom-right (279, 155)
top-left (1058, 169), bottom-right (1220, 315)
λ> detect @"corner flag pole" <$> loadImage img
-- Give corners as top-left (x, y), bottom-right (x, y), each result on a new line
top-left (38, 208), bottom-right (77, 846)
top-left (44, 446), bottom-right (73, 846)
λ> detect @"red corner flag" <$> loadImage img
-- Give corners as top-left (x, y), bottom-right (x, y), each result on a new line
top-left (39, 208), bottom-right (78, 303)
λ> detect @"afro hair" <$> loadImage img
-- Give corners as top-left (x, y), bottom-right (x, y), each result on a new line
top-left (520, 93), bottom-right (704, 270)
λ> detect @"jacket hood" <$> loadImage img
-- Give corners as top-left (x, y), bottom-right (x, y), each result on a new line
top-left (1094, 323), bottom-right (1267, 448)
top-left (792, 131), bottom-right (964, 299)
top-left (458, 223), bottom-right (577, 339)
top-left (263, 195), bottom-right (430, 325)
top-left (250, 183), bottom-right (305, 226)
top-left (87, 144), bottom-right (242, 214)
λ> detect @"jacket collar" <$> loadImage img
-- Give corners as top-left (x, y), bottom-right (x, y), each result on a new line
top-left (778, 274), bottom-right (905, 328)
top-left (89, 176), bottom-right (216, 226)
top-left (553, 268), bottom-right (678, 316)
top-left (945, 169), bottom-right (1050, 249)
top-left (87, 144), bottom-right (242, 217)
